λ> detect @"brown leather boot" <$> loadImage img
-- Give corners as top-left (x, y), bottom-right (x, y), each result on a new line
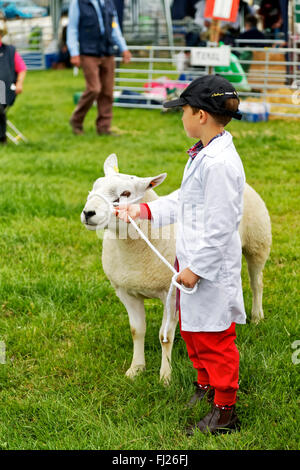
top-left (186, 382), bottom-right (215, 408)
top-left (97, 130), bottom-right (120, 137)
top-left (69, 118), bottom-right (84, 135)
top-left (186, 404), bottom-right (240, 435)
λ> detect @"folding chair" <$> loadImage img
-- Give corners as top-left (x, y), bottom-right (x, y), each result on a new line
top-left (6, 119), bottom-right (28, 145)
top-left (4, 106), bottom-right (28, 145)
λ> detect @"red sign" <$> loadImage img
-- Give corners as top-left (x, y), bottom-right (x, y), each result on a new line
top-left (204, 0), bottom-right (240, 23)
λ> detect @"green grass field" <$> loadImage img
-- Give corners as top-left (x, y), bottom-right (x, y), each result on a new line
top-left (0, 69), bottom-right (299, 450)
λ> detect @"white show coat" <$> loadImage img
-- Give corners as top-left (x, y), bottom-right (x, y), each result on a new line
top-left (148, 131), bottom-right (247, 332)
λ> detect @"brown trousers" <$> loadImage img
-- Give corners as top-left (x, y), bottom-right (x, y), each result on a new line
top-left (71, 55), bottom-right (115, 132)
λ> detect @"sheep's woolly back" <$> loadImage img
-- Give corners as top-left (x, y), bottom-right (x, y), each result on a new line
top-left (102, 184), bottom-right (272, 297)
top-left (240, 183), bottom-right (272, 265)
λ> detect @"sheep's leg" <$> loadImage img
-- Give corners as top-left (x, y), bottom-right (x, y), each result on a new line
top-left (115, 288), bottom-right (146, 378)
top-left (245, 256), bottom-right (265, 324)
top-left (159, 293), bottom-right (178, 385)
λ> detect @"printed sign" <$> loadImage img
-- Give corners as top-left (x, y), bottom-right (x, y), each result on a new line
top-left (190, 46), bottom-right (231, 67)
top-left (204, 0), bottom-right (240, 22)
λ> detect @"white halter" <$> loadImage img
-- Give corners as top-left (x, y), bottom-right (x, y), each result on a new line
top-left (86, 192), bottom-right (199, 342)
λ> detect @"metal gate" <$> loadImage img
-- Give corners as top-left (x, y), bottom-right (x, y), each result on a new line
top-left (113, 43), bottom-right (300, 119)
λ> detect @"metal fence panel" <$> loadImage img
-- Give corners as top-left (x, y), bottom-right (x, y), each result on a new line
top-left (113, 44), bottom-right (300, 119)
top-left (19, 51), bottom-right (46, 70)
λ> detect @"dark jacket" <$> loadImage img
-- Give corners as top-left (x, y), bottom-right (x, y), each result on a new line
top-left (238, 28), bottom-right (267, 48)
top-left (0, 43), bottom-right (17, 106)
top-left (78, 0), bottom-right (116, 56)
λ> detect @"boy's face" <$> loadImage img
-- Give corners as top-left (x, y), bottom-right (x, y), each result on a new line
top-left (181, 105), bottom-right (204, 139)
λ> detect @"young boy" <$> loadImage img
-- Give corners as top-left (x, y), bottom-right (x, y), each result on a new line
top-left (117, 74), bottom-right (246, 435)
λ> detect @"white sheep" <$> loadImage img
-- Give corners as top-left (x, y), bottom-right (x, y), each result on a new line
top-left (81, 154), bottom-right (272, 384)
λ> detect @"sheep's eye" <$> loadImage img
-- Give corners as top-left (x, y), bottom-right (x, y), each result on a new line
top-left (120, 190), bottom-right (131, 198)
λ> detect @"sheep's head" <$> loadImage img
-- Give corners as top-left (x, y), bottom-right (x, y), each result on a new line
top-left (81, 153), bottom-right (167, 231)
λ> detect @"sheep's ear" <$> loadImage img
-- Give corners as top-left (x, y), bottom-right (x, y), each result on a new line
top-left (104, 154), bottom-right (119, 176)
top-left (142, 173), bottom-right (167, 190)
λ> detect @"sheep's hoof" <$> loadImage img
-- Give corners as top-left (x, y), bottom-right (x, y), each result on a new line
top-left (125, 364), bottom-right (145, 378)
top-left (251, 311), bottom-right (264, 324)
top-left (160, 371), bottom-right (171, 386)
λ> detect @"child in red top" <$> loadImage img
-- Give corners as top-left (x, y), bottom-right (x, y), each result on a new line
top-left (0, 24), bottom-right (27, 143)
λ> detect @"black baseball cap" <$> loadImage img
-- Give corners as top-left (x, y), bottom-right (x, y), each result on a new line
top-left (163, 74), bottom-right (242, 120)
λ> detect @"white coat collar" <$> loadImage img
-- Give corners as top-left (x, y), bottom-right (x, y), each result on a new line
top-left (182, 131), bottom-right (233, 183)
top-left (196, 130), bottom-right (233, 160)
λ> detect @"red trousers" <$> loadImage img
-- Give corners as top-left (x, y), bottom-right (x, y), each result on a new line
top-left (180, 313), bottom-right (240, 406)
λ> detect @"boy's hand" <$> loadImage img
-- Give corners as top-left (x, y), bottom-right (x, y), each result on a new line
top-left (176, 268), bottom-right (200, 289)
top-left (115, 204), bottom-right (140, 223)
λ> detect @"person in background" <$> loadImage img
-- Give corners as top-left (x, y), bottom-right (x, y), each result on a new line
top-left (258, 0), bottom-right (283, 39)
top-left (238, 14), bottom-right (266, 48)
top-left (53, 25), bottom-right (71, 69)
top-left (67, 0), bottom-right (132, 136)
top-left (236, 14), bottom-right (267, 73)
top-left (226, 0), bottom-right (254, 37)
top-left (192, 0), bottom-right (253, 46)
top-left (0, 21), bottom-right (27, 145)
top-left (171, 0), bottom-right (198, 21)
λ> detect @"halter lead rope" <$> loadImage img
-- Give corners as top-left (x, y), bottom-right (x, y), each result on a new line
top-left (86, 192), bottom-right (199, 342)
